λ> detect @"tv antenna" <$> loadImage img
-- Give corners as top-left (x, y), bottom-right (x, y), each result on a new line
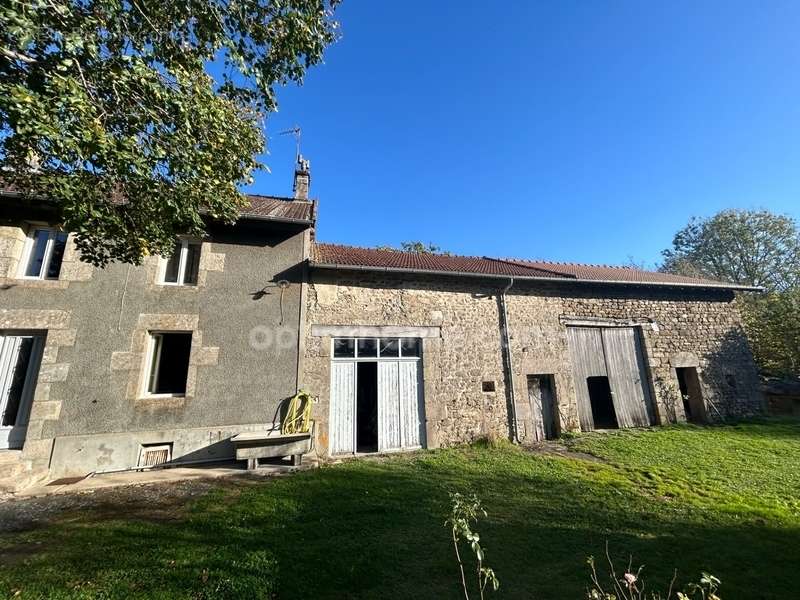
top-left (279, 126), bottom-right (302, 161)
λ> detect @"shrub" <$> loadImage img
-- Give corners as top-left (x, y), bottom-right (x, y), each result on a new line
top-left (587, 543), bottom-right (721, 600)
top-left (446, 492), bottom-right (500, 600)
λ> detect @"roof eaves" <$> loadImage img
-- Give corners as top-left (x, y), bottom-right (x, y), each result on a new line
top-left (236, 212), bottom-right (314, 225)
top-left (0, 189), bottom-right (48, 201)
top-left (494, 256), bottom-right (757, 290)
top-left (310, 261), bottom-right (764, 291)
top-left (2, 188), bottom-right (315, 226)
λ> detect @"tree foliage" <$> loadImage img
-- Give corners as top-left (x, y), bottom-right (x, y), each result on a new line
top-left (1, 0), bottom-right (339, 265)
top-left (740, 289), bottom-right (800, 377)
top-left (376, 241), bottom-right (450, 255)
top-left (660, 209), bottom-right (800, 292)
top-left (661, 209), bottom-right (800, 377)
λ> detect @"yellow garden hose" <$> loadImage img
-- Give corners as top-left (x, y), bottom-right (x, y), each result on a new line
top-left (282, 390), bottom-right (313, 434)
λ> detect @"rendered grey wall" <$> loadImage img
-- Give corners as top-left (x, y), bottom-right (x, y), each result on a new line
top-left (1, 211), bottom-right (308, 476)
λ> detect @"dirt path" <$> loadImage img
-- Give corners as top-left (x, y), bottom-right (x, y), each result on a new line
top-left (525, 440), bottom-right (607, 463)
top-left (0, 447), bottom-right (601, 535)
top-left (0, 476), bottom-right (256, 534)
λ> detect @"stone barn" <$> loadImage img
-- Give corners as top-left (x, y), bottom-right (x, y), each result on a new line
top-left (301, 244), bottom-right (763, 456)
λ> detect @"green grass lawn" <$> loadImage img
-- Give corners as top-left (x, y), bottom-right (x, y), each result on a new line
top-left (1, 420), bottom-right (799, 599)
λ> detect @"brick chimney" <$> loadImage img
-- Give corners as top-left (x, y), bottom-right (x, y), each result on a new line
top-left (293, 155), bottom-right (311, 200)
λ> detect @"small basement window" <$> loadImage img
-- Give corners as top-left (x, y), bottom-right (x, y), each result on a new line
top-left (161, 240), bottom-right (201, 285)
top-left (482, 381), bottom-right (496, 393)
top-left (138, 443), bottom-right (173, 468)
top-left (20, 227), bottom-right (68, 280)
top-left (145, 332), bottom-right (192, 396)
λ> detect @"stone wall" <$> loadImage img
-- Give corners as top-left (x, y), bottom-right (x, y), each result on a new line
top-left (509, 286), bottom-right (763, 435)
top-left (303, 275), bottom-right (510, 452)
top-left (302, 272), bottom-right (763, 455)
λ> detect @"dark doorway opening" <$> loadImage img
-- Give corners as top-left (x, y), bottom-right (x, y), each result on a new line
top-left (356, 362), bottom-right (378, 452)
top-left (527, 374), bottom-right (558, 441)
top-left (676, 367), bottom-right (706, 423)
top-left (587, 376), bottom-right (618, 429)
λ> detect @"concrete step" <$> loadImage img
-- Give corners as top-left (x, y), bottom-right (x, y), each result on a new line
top-left (0, 450), bottom-right (22, 464)
top-left (0, 450), bottom-right (26, 493)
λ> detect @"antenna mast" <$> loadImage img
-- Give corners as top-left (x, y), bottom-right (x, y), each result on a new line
top-left (279, 126), bottom-right (302, 161)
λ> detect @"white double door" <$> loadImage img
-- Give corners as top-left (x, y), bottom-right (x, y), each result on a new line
top-left (0, 334), bottom-right (45, 450)
top-left (330, 360), bottom-right (425, 454)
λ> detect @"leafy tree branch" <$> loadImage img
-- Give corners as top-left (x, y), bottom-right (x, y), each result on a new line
top-left (660, 209), bottom-right (800, 377)
top-left (1, 0), bottom-right (340, 265)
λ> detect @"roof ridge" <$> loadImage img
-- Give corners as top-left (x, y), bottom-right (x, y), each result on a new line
top-left (314, 241), bottom-right (488, 261)
top-left (244, 193), bottom-right (313, 204)
top-left (505, 257), bottom-right (639, 271)
top-left (315, 244), bottom-right (651, 273)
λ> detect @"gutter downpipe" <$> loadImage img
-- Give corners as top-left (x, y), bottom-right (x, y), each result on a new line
top-left (499, 277), bottom-right (520, 443)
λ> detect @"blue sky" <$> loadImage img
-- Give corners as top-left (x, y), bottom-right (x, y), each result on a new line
top-left (244, 1), bottom-right (800, 267)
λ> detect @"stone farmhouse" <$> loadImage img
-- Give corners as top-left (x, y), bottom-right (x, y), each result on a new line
top-left (0, 161), bottom-right (763, 490)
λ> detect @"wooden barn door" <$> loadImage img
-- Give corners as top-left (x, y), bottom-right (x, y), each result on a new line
top-left (566, 327), bottom-right (607, 431)
top-left (567, 326), bottom-right (654, 431)
top-left (601, 328), bottom-right (655, 427)
top-left (527, 375), bottom-right (558, 441)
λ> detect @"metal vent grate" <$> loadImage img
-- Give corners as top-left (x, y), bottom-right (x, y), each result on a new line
top-left (138, 443), bottom-right (172, 468)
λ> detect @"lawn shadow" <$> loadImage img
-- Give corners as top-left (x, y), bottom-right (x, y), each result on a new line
top-left (2, 448), bottom-right (799, 599)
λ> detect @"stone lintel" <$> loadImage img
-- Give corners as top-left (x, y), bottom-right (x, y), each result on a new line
top-left (559, 316), bottom-right (654, 328)
top-left (310, 324), bottom-right (441, 338)
top-left (669, 352), bottom-right (700, 368)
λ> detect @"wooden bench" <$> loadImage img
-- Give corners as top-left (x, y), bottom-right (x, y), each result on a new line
top-left (230, 429), bottom-right (313, 470)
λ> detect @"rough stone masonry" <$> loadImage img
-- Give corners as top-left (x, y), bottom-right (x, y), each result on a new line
top-left (302, 271), bottom-right (763, 456)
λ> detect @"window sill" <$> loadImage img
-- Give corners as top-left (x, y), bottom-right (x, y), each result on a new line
top-left (19, 274), bottom-right (58, 280)
top-left (134, 394), bottom-right (188, 410)
top-left (156, 283), bottom-right (199, 289)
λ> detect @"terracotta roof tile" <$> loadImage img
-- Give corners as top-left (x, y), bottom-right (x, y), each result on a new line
top-left (495, 258), bottom-right (731, 286)
top-left (312, 243), bottom-right (756, 290)
top-left (312, 243), bottom-right (571, 279)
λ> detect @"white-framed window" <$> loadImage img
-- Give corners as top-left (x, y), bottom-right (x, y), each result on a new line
top-left (19, 227), bottom-right (69, 280)
top-left (159, 240), bottom-right (201, 286)
top-left (332, 337), bottom-right (421, 360)
top-left (143, 332), bottom-right (192, 396)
